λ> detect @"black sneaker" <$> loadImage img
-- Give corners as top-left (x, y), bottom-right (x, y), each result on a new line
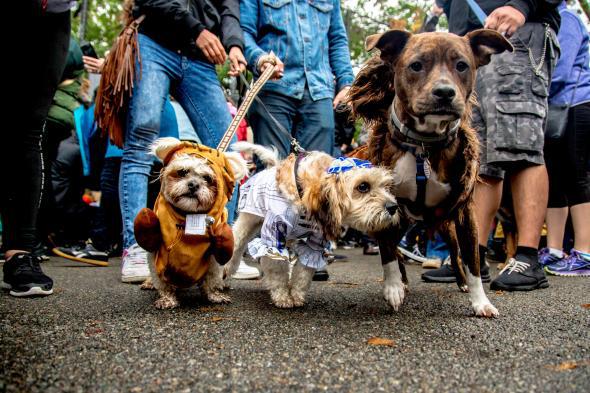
top-left (490, 255), bottom-right (548, 291)
top-left (313, 269), bottom-right (330, 281)
top-left (421, 258), bottom-right (491, 283)
top-left (52, 242), bottom-right (109, 266)
top-left (1, 253), bottom-right (53, 297)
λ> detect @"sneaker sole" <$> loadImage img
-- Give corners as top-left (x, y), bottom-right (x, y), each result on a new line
top-left (231, 272), bottom-right (261, 280)
top-left (398, 247), bottom-right (428, 264)
top-left (2, 281), bottom-right (53, 297)
top-left (121, 275), bottom-right (150, 283)
top-left (544, 267), bottom-right (590, 277)
top-left (422, 273), bottom-right (491, 283)
top-left (421, 274), bottom-right (456, 283)
top-left (52, 248), bottom-right (109, 267)
top-left (490, 279), bottom-right (549, 291)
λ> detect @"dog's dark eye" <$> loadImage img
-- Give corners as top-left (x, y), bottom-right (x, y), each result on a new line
top-left (203, 175), bottom-right (213, 184)
top-left (356, 182), bottom-right (371, 193)
top-left (409, 62), bottom-right (423, 72)
top-left (456, 61), bottom-right (469, 72)
top-left (177, 169), bottom-right (189, 177)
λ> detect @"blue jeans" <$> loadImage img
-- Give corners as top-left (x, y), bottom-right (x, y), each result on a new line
top-left (120, 34), bottom-right (234, 249)
top-left (248, 88), bottom-right (335, 158)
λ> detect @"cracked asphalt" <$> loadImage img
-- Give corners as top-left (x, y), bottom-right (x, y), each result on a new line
top-left (1, 248), bottom-right (589, 392)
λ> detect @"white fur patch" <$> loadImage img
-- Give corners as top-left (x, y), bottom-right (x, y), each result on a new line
top-left (382, 261), bottom-right (406, 311)
top-left (466, 271), bottom-right (499, 318)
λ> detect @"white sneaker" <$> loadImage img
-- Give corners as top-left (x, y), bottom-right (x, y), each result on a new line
top-left (121, 244), bottom-right (150, 283)
top-left (231, 260), bottom-right (260, 280)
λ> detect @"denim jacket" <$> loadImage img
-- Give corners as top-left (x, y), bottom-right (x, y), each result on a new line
top-left (240, 0), bottom-right (354, 101)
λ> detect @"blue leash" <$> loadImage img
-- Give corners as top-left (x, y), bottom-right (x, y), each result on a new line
top-left (465, 0), bottom-right (487, 26)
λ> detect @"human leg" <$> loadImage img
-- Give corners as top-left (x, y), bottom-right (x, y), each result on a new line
top-left (176, 58), bottom-right (239, 220)
top-left (293, 89), bottom-right (335, 154)
top-left (119, 34), bottom-right (174, 251)
top-left (1, 9), bottom-right (70, 297)
top-left (248, 91), bottom-right (296, 159)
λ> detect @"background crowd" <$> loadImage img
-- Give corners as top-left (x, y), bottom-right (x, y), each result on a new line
top-left (1, 0), bottom-right (589, 298)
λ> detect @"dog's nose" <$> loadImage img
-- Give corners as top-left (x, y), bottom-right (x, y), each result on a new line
top-left (385, 201), bottom-right (398, 216)
top-left (432, 85), bottom-right (456, 101)
top-left (188, 181), bottom-right (199, 192)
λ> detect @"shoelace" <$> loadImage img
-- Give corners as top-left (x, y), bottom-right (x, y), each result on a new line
top-left (412, 244), bottom-right (425, 258)
top-left (500, 258), bottom-right (530, 275)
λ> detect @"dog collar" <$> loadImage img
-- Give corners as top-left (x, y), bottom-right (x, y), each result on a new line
top-left (389, 104), bottom-right (460, 149)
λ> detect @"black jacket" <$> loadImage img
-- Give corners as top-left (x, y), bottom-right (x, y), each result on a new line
top-left (134, 0), bottom-right (244, 60)
top-left (446, 0), bottom-right (561, 36)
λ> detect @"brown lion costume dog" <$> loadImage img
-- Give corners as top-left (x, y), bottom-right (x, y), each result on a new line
top-left (134, 138), bottom-right (247, 309)
top-left (348, 29), bottom-right (513, 317)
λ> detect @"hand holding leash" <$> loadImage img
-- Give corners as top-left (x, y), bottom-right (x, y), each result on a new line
top-left (257, 52), bottom-right (284, 80)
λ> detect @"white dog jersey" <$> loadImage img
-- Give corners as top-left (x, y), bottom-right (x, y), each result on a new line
top-left (238, 167), bottom-right (328, 269)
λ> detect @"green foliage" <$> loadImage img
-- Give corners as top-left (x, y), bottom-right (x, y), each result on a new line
top-left (342, 0), bottom-right (434, 64)
top-left (71, 0), bottom-right (125, 57)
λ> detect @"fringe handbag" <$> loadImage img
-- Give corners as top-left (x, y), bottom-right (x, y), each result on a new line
top-left (94, 15), bottom-right (145, 148)
top-left (545, 70), bottom-right (581, 141)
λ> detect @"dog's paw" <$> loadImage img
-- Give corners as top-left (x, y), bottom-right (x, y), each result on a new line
top-left (270, 290), bottom-right (294, 309)
top-left (207, 290), bottom-right (231, 304)
top-left (140, 278), bottom-right (155, 290)
top-left (473, 302), bottom-right (499, 318)
top-left (154, 295), bottom-right (179, 310)
top-left (290, 290), bottom-right (306, 308)
top-left (383, 281), bottom-right (406, 311)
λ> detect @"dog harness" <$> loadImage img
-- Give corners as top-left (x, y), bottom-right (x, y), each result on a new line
top-left (389, 106), bottom-right (460, 217)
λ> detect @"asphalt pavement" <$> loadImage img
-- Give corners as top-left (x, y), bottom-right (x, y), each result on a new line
top-left (1, 248), bottom-right (589, 392)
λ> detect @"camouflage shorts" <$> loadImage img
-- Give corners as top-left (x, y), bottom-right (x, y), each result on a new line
top-left (472, 23), bottom-right (559, 179)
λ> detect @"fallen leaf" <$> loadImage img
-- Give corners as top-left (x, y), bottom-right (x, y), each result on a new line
top-left (581, 304), bottom-right (590, 309)
top-left (211, 316), bottom-right (224, 322)
top-left (367, 337), bottom-right (396, 347)
top-left (495, 290), bottom-right (504, 295)
top-left (546, 361), bottom-right (578, 371)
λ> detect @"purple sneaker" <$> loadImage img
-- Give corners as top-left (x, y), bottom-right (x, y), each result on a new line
top-left (538, 248), bottom-right (564, 267)
top-left (545, 249), bottom-right (590, 277)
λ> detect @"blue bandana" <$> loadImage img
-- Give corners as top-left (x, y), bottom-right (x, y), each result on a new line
top-left (327, 157), bottom-right (373, 174)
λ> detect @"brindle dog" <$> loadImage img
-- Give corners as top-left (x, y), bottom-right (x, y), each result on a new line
top-left (348, 29), bottom-right (512, 317)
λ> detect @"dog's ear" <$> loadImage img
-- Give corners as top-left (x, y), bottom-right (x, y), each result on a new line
top-left (306, 175), bottom-right (348, 241)
top-left (366, 30), bottom-right (411, 63)
top-left (466, 29), bottom-right (513, 67)
top-left (150, 137), bottom-right (183, 162)
top-left (223, 151), bottom-right (249, 181)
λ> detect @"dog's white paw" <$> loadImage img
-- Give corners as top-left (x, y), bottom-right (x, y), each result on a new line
top-left (473, 302), bottom-right (499, 318)
top-left (207, 290), bottom-right (231, 304)
top-left (290, 290), bottom-right (306, 308)
top-left (154, 294), bottom-right (179, 309)
top-left (383, 281), bottom-right (406, 311)
top-left (140, 278), bottom-right (155, 290)
top-left (270, 290), bottom-right (294, 309)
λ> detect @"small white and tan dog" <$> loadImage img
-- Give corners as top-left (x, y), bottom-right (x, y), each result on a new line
top-left (223, 142), bottom-right (400, 308)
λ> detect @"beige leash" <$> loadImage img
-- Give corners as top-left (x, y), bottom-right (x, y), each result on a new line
top-left (217, 63), bottom-right (276, 152)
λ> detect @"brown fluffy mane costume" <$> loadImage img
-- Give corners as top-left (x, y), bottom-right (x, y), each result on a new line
top-left (348, 55), bottom-right (480, 223)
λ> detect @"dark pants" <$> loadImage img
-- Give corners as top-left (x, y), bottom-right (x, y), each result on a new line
top-left (546, 102), bottom-right (590, 208)
top-left (90, 158), bottom-right (122, 252)
top-left (0, 8), bottom-right (70, 251)
top-left (248, 88), bottom-right (335, 159)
